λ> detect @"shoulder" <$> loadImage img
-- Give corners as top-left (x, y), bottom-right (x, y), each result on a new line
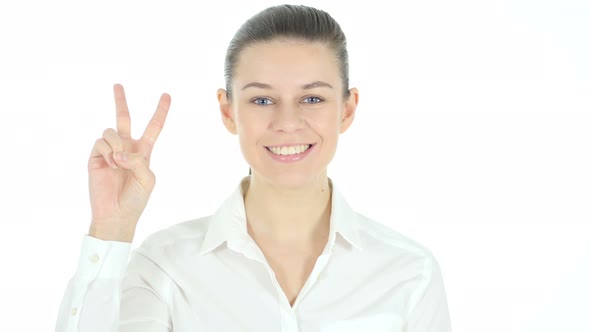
top-left (357, 213), bottom-right (433, 255)
top-left (133, 216), bottom-right (212, 257)
top-left (354, 212), bottom-right (440, 271)
top-left (351, 213), bottom-right (447, 306)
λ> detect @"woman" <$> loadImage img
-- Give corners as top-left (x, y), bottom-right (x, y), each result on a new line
top-left (56, 4), bottom-right (451, 332)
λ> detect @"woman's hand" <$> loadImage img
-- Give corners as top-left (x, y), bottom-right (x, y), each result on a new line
top-left (87, 84), bottom-right (171, 242)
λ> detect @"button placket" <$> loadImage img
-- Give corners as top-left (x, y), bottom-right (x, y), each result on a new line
top-left (280, 307), bottom-right (298, 332)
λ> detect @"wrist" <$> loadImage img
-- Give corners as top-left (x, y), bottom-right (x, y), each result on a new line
top-left (88, 222), bottom-right (136, 243)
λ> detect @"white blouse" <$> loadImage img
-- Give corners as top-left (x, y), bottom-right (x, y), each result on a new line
top-left (56, 177), bottom-right (451, 332)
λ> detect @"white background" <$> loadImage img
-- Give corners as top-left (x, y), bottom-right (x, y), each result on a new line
top-left (0, 0), bottom-right (588, 331)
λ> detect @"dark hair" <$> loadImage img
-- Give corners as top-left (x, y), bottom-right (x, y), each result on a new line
top-left (224, 4), bottom-right (350, 99)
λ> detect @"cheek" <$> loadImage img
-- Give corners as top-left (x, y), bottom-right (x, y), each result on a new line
top-left (236, 111), bottom-right (268, 142)
top-left (309, 111), bottom-right (341, 137)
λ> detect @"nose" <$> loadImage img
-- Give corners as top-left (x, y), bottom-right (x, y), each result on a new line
top-left (270, 103), bottom-right (306, 133)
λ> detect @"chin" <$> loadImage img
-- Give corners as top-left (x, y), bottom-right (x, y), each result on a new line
top-left (253, 168), bottom-right (326, 190)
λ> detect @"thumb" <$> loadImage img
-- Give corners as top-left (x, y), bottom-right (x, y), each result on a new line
top-left (113, 152), bottom-right (155, 188)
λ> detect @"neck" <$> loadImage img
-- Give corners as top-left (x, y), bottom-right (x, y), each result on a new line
top-left (243, 173), bottom-right (332, 247)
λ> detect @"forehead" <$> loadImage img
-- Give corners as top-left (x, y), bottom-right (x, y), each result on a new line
top-left (234, 39), bottom-right (341, 89)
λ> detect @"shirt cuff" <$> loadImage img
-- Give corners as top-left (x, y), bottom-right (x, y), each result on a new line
top-left (75, 235), bottom-right (132, 280)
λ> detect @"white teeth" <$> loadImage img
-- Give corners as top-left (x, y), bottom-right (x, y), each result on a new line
top-left (268, 144), bottom-right (311, 156)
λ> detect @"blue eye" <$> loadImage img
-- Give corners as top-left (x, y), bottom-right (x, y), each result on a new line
top-left (303, 96), bottom-right (323, 104)
top-left (252, 97), bottom-right (274, 106)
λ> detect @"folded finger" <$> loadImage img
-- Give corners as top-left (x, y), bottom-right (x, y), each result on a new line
top-left (102, 128), bottom-right (124, 154)
top-left (89, 138), bottom-right (117, 169)
top-left (112, 151), bottom-right (155, 190)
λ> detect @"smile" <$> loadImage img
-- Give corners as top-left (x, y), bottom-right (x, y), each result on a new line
top-left (265, 144), bottom-right (313, 156)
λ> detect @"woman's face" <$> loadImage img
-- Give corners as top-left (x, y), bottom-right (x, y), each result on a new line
top-left (218, 39), bottom-right (358, 189)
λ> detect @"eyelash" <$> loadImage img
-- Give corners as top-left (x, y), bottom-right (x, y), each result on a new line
top-left (251, 96), bottom-right (324, 106)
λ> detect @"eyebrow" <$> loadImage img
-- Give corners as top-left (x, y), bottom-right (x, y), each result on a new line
top-left (241, 81), bottom-right (334, 91)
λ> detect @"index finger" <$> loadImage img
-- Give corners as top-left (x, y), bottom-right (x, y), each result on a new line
top-left (114, 84), bottom-right (132, 139)
top-left (141, 92), bottom-right (171, 147)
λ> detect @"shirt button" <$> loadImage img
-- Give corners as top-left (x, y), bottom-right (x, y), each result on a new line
top-left (71, 307), bottom-right (78, 316)
top-left (89, 254), bottom-right (100, 263)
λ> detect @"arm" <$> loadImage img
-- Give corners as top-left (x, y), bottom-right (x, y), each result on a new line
top-left (55, 236), bottom-right (172, 332)
top-left (55, 84), bottom-right (173, 331)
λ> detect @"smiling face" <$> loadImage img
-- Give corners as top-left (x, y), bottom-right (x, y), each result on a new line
top-left (217, 39), bottom-right (359, 189)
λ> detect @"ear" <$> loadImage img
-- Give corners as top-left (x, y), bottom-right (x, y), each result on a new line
top-left (339, 87), bottom-right (359, 134)
top-left (217, 88), bottom-right (238, 135)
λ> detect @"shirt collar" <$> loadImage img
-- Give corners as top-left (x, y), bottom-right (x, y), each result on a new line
top-left (199, 176), bottom-right (363, 256)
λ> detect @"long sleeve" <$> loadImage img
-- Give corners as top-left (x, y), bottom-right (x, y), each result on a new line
top-left (55, 236), bottom-right (173, 332)
top-left (405, 256), bottom-right (452, 332)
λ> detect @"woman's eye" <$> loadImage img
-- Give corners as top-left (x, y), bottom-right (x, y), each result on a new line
top-left (303, 96), bottom-right (323, 104)
top-left (252, 97), bottom-right (274, 106)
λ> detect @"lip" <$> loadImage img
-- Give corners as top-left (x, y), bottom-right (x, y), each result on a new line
top-left (264, 143), bottom-right (314, 148)
top-left (265, 143), bottom-right (316, 163)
